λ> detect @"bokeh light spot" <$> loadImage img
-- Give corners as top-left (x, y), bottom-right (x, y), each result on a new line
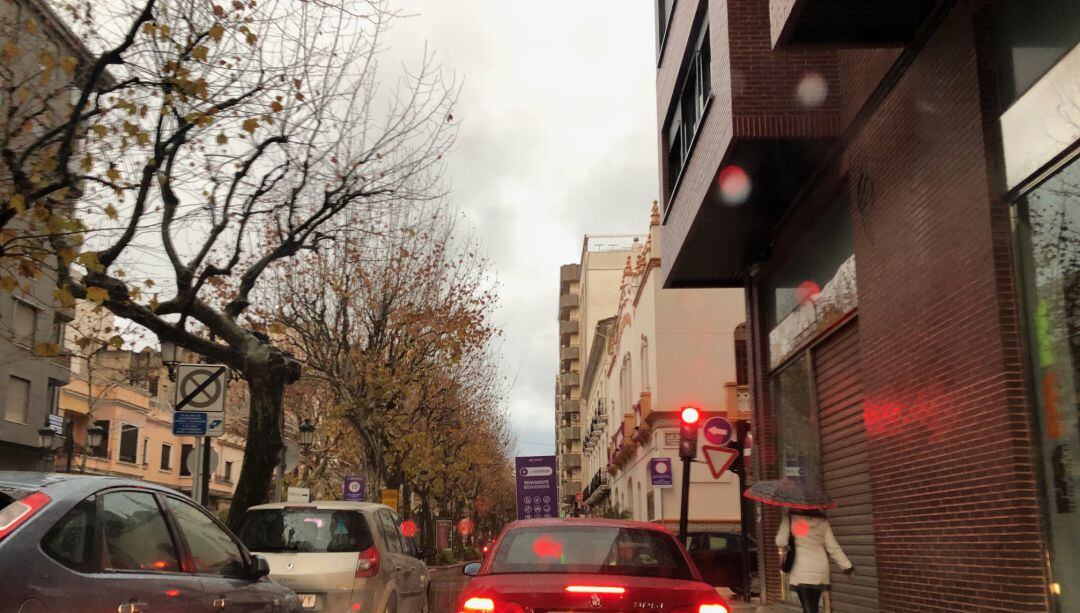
top-left (457, 518), bottom-right (475, 536)
top-left (796, 73), bottom-right (828, 107)
top-left (400, 520), bottom-right (418, 538)
top-left (792, 518), bottom-right (811, 538)
top-left (532, 534), bottom-right (564, 559)
top-left (796, 280), bottom-right (820, 305)
top-left (718, 165), bottom-right (751, 205)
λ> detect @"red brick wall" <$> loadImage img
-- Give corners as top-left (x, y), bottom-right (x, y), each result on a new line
top-left (837, 2), bottom-right (1048, 610)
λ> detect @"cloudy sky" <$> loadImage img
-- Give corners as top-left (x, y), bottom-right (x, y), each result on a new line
top-left (381, 2), bottom-right (661, 456)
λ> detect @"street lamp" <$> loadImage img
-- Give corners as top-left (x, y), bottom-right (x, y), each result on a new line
top-left (38, 426), bottom-right (57, 451)
top-left (298, 419), bottom-right (316, 452)
top-left (160, 338), bottom-right (181, 381)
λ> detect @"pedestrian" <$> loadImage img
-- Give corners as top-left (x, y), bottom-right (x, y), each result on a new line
top-left (776, 509), bottom-right (854, 613)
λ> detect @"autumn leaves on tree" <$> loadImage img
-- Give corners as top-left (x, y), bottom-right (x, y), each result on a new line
top-left (1, 0), bottom-right (513, 528)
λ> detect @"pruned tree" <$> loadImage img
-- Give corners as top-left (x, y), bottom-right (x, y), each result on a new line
top-left (1, 0), bottom-right (458, 527)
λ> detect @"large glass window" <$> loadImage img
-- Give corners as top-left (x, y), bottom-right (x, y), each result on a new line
top-left (118, 424), bottom-right (138, 463)
top-left (237, 508), bottom-right (374, 553)
top-left (101, 491), bottom-right (180, 572)
top-left (1016, 154), bottom-right (1080, 610)
top-left (994, 1), bottom-right (1080, 109)
top-left (665, 19), bottom-right (712, 201)
top-left (772, 355), bottom-right (822, 488)
top-left (165, 497), bottom-right (246, 577)
top-left (657, 0), bottom-right (675, 54)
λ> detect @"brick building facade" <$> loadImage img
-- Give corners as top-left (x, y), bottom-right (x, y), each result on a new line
top-left (653, 0), bottom-right (1078, 611)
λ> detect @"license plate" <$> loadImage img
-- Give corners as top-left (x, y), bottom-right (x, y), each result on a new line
top-left (299, 594), bottom-right (317, 608)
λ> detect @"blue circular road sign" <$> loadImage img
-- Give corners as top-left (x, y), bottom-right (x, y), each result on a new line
top-left (703, 416), bottom-right (734, 446)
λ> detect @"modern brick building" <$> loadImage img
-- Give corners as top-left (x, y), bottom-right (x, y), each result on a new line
top-left (653, 0), bottom-right (1078, 611)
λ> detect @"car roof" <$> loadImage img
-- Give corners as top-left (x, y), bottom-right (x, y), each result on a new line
top-left (246, 500), bottom-right (393, 512)
top-left (0, 471), bottom-right (186, 499)
top-left (503, 518), bottom-right (675, 533)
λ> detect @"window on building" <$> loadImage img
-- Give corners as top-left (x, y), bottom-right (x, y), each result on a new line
top-left (148, 376), bottom-right (159, 396)
top-left (665, 20), bottom-right (711, 202)
top-left (118, 425), bottom-right (138, 463)
top-left (13, 300), bottom-right (37, 343)
top-left (180, 444), bottom-right (194, 477)
top-left (141, 437), bottom-right (149, 466)
top-left (734, 323), bottom-right (749, 386)
top-left (223, 461), bottom-right (234, 483)
top-left (657, 0), bottom-right (675, 54)
top-left (772, 355), bottom-right (822, 488)
top-left (641, 337), bottom-right (651, 392)
top-left (160, 444), bottom-right (173, 471)
top-left (994, 1), bottom-right (1080, 109)
top-left (50, 318), bottom-right (65, 345)
top-left (4, 376), bottom-right (31, 424)
top-left (90, 420), bottom-right (109, 457)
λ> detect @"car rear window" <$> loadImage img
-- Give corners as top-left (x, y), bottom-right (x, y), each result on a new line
top-left (237, 508), bottom-right (374, 553)
top-left (490, 526), bottom-right (693, 580)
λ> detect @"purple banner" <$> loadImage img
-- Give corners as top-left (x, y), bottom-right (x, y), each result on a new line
top-left (343, 475), bottom-right (366, 501)
top-left (515, 455), bottom-right (557, 520)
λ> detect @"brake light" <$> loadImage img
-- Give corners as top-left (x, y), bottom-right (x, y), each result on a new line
top-left (460, 597), bottom-right (495, 612)
top-left (565, 586), bottom-right (626, 594)
top-left (0, 491), bottom-right (50, 541)
top-left (699, 604), bottom-right (729, 613)
top-left (355, 546), bottom-right (380, 578)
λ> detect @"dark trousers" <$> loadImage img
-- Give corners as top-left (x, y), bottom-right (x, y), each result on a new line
top-left (794, 584), bottom-right (826, 613)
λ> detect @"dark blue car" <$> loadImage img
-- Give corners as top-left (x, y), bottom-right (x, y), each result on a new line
top-left (0, 472), bottom-right (300, 612)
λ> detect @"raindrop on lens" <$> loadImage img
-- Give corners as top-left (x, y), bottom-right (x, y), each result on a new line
top-left (796, 73), bottom-right (828, 108)
top-left (796, 280), bottom-right (820, 305)
top-left (718, 165), bottom-right (751, 206)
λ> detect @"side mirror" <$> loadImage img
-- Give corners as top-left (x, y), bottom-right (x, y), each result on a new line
top-left (419, 547), bottom-right (437, 562)
top-left (250, 555), bottom-right (271, 580)
top-left (463, 562), bottom-right (481, 577)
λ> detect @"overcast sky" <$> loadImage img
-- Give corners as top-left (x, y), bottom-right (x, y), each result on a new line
top-left (380, 2), bottom-right (661, 457)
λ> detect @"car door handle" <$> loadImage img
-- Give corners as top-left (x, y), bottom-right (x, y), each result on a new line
top-left (213, 598), bottom-right (228, 609)
top-left (117, 603), bottom-right (148, 613)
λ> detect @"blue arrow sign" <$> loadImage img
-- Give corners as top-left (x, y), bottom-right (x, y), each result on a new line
top-left (703, 416), bottom-right (734, 446)
top-left (173, 412), bottom-right (208, 436)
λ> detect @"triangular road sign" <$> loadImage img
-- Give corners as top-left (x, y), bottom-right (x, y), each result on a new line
top-left (702, 445), bottom-right (739, 479)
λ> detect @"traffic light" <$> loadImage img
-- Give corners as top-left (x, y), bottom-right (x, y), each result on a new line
top-left (679, 406), bottom-right (700, 460)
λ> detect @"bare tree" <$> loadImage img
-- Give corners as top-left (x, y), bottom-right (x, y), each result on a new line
top-left (1, 0), bottom-right (458, 526)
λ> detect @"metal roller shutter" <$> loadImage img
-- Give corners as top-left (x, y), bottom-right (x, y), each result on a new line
top-left (813, 321), bottom-right (880, 612)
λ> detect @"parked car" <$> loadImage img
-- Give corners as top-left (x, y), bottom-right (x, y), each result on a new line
top-left (685, 530), bottom-right (759, 596)
top-left (0, 471), bottom-right (300, 612)
top-left (236, 501), bottom-right (434, 613)
top-left (457, 518), bottom-right (730, 612)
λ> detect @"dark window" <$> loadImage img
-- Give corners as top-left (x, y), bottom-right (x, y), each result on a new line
top-left (657, 0), bottom-right (675, 53)
top-left (665, 21), bottom-right (711, 202)
top-left (141, 437), bottom-right (149, 466)
top-left (90, 420), bottom-right (109, 458)
top-left (13, 300), bottom-right (37, 343)
top-left (994, 1), bottom-right (1080, 109)
top-left (237, 508), bottom-right (374, 553)
top-left (377, 509), bottom-right (404, 554)
top-left (101, 491), bottom-right (180, 572)
top-left (160, 444), bottom-right (172, 471)
top-left (734, 324), bottom-right (749, 387)
top-left (491, 526), bottom-right (693, 580)
top-left (165, 497), bottom-right (246, 577)
top-left (180, 444), bottom-right (193, 477)
top-left (118, 424), bottom-right (138, 463)
top-left (148, 377), bottom-right (159, 396)
top-left (42, 496), bottom-right (96, 571)
top-left (223, 461), bottom-right (233, 483)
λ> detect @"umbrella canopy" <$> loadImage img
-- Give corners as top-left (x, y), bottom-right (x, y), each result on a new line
top-left (743, 479), bottom-right (836, 510)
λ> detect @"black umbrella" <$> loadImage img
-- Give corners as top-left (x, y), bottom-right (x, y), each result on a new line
top-left (743, 478), bottom-right (836, 510)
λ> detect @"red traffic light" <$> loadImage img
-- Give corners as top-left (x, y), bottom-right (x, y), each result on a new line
top-left (680, 407), bottom-right (700, 424)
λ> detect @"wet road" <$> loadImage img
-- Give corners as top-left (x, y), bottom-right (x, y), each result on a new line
top-left (428, 564), bottom-right (471, 613)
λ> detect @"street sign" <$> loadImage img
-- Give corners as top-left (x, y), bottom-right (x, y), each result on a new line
top-left (382, 488), bottom-right (400, 510)
top-left (206, 415), bottom-right (225, 437)
top-left (48, 414), bottom-right (64, 435)
top-left (515, 455), bottom-right (557, 520)
top-left (287, 487), bottom-right (310, 502)
top-left (173, 412), bottom-right (208, 435)
top-left (702, 445), bottom-right (739, 479)
top-left (185, 445), bottom-right (219, 475)
top-left (175, 364), bottom-right (228, 413)
top-left (703, 416), bottom-right (734, 446)
top-left (649, 457), bottom-right (674, 488)
top-left (344, 476), bottom-right (366, 501)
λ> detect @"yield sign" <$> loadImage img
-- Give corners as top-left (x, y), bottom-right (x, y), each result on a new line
top-left (702, 445), bottom-right (739, 479)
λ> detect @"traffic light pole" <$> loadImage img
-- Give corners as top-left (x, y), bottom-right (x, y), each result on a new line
top-left (678, 456), bottom-right (692, 543)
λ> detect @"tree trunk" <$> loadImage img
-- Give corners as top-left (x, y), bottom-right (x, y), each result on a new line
top-left (226, 355), bottom-right (297, 530)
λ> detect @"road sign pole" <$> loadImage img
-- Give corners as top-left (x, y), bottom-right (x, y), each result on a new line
top-left (192, 437), bottom-right (204, 505)
top-left (200, 436), bottom-right (212, 506)
top-left (678, 456), bottom-right (691, 543)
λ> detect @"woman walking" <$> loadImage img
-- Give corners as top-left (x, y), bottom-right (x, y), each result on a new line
top-left (776, 509), bottom-right (854, 613)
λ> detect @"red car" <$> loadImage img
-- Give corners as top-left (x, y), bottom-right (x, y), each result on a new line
top-left (456, 518), bottom-right (730, 613)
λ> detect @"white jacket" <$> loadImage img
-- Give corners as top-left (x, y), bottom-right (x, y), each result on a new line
top-left (776, 513), bottom-right (852, 586)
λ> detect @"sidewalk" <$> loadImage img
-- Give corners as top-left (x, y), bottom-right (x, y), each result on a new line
top-left (728, 603), bottom-right (792, 612)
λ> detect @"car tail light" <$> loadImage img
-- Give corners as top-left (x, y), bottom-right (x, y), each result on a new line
top-left (0, 491), bottom-right (50, 541)
top-left (699, 606), bottom-right (729, 613)
top-left (564, 585), bottom-right (626, 594)
top-left (458, 596), bottom-right (525, 613)
top-left (355, 546), bottom-right (379, 578)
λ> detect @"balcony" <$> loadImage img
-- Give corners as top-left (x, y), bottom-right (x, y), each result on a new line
top-left (561, 426), bottom-right (581, 441)
top-left (562, 454), bottom-right (582, 469)
top-left (560, 264), bottom-right (581, 286)
top-left (560, 399), bottom-right (580, 414)
top-left (560, 345), bottom-right (580, 363)
top-left (770, 0), bottom-right (937, 49)
top-left (559, 371), bottom-right (580, 388)
top-left (559, 320), bottom-right (580, 338)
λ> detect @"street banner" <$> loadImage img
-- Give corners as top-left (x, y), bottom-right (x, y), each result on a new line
top-left (649, 457), bottom-right (674, 488)
top-left (515, 455), bottom-right (557, 520)
top-left (381, 488), bottom-right (400, 510)
top-left (344, 476), bottom-right (366, 501)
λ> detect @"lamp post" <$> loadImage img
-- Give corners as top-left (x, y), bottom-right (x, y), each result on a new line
top-left (298, 419), bottom-right (316, 452)
top-left (160, 339), bottom-right (181, 382)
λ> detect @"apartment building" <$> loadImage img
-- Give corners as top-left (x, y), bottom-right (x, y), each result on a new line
top-left (653, 0), bottom-right (1078, 609)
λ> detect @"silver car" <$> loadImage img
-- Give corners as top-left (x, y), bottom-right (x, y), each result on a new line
top-left (237, 501), bottom-right (433, 613)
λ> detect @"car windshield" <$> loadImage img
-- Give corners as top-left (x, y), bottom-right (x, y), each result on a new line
top-left (237, 508), bottom-right (373, 553)
top-left (490, 526), bottom-right (693, 580)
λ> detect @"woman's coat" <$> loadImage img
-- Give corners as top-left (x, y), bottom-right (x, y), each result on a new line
top-left (776, 513), bottom-right (853, 586)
